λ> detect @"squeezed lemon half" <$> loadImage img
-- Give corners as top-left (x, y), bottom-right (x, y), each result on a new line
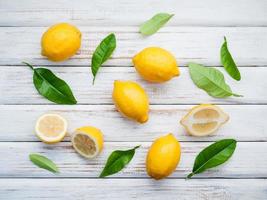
top-left (35, 113), bottom-right (67, 144)
top-left (71, 126), bottom-right (104, 159)
top-left (180, 104), bottom-right (229, 137)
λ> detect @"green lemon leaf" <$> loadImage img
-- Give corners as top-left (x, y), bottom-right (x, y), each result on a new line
top-left (187, 139), bottom-right (237, 179)
top-left (29, 153), bottom-right (59, 174)
top-left (91, 33), bottom-right (116, 84)
top-left (140, 13), bottom-right (174, 36)
top-left (188, 62), bottom-right (242, 98)
top-left (220, 36), bottom-right (241, 81)
top-left (23, 62), bottom-right (77, 104)
top-left (100, 146), bottom-right (140, 178)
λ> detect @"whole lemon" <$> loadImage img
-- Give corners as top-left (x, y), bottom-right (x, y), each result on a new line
top-left (112, 80), bottom-right (149, 123)
top-left (146, 133), bottom-right (181, 180)
top-left (132, 47), bottom-right (180, 83)
top-left (41, 23), bottom-right (81, 61)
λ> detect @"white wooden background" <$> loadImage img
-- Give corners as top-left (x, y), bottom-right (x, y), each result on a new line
top-left (0, 0), bottom-right (267, 199)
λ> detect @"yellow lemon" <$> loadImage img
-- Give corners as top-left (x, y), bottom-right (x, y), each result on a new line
top-left (35, 113), bottom-right (67, 144)
top-left (71, 126), bottom-right (104, 159)
top-left (132, 47), bottom-right (180, 83)
top-left (146, 134), bottom-right (181, 180)
top-left (41, 23), bottom-right (81, 61)
top-left (112, 80), bottom-right (149, 123)
top-left (180, 104), bottom-right (229, 137)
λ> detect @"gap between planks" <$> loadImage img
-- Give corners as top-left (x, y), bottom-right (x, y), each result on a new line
top-left (0, 177), bottom-right (266, 179)
top-left (1, 0), bottom-right (267, 27)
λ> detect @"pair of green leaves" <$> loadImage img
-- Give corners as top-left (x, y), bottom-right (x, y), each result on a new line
top-left (29, 145), bottom-right (139, 177)
top-left (189, 63), bottom-right (242, 98)
top-left (100, 146), bottom-right (140, 178)
top-left (29, 153), bottom-right (59, 174)
top-left (189, 37), bottom-right (242, 98)
top-left (187, 139), bottom-right (237, 178)
top-left (25, 34), bottom-right (116, 99)
top-left (91, 12), bottom-right (174, 80)
top-left (24, 62), bottom-right (77, 104)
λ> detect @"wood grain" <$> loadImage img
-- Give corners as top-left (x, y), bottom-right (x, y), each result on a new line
top-left (0, 105), bottom-right (266, 142)
top-left (1, 66), bottom-right (266, 105)
top-left (1, 179), bottom-right (266, 200)
top-left (1, 0), bottom-right (267, 27)
top-left (1, 142), bottom-right (266, 178)
top-left (0, 27), bottom-right (266, 66)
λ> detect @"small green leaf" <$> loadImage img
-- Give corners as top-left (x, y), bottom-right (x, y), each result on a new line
top-left (99, 146), bottom-right (140, 178)
top-left (140, 13), bottom-right (174, 36)
top-left (91, 33), bottom-right (116, 84)
top-left (23, 62), bottom-right (77, 104)
top-left (29, 153), bottom-right (59, 173)
top-left (220, 36), bottom-right (241, 81)
top-left (187, 139), bottom-right (237, 179)
top-left (188, 62), bottom-right (242, 98)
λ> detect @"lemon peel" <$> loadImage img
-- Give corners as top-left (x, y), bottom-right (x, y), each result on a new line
top-left (180, 104), bottom-right (229, 137)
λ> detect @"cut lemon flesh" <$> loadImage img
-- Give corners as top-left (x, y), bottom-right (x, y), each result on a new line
top-left (180, 104), bottom-right (229, 136)
top-left (71, 126), bottom-right (104, 159)
top-left (35, 113), bottom-right (67, 143)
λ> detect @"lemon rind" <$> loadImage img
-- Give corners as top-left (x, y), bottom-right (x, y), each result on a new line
top-left (180, 104), bottom-right (229, 137)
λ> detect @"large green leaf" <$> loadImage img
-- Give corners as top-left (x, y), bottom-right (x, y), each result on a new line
top-left (189, 62), bottom-right (242, 98)
top-left (140, 13), bottom-right (174, 36)
top-left (99, 146), bottom-right (140, 178)
top-left (91, 33), bottom-right (116, 84)
top-left (187, 139), bottom-right (237, 178)
top-left (24, 62), bottom-right (77, 104)
top-left (220, 37), bottom-right (241, 81)
top-left (29, 153), bottom-right (59, 174)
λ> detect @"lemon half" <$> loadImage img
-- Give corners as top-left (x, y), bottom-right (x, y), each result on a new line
top-left (71, 126), bottom-right (104, 159)
top-left (35, 113), bottom-right (67, 144)
top-left (180, 104), bottom-right (229, 137)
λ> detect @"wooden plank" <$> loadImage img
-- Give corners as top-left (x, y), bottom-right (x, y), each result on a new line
top-left (0, 142), bottom-right (266, 178)
top-left (1, 66), bottom-right (266, 105)
top-left (1, 0), bottom-right (267, 27)
top-left (0, 27), bottom-right (266, 66)
top-left (0, 179), bottom-right (266, 200)
top-left (0, 105), bottom-right (266, 142)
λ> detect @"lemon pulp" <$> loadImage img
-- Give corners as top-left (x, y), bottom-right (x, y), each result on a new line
top-left (180, 104), bottom-right (229, 136)
top-left (35, 113), bottom-right (67, 144)
top-left (71, 126), bottom-right (104, 159)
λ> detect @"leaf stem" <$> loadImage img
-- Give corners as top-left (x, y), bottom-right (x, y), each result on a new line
top-left (186, 172), bottom-right (194, 179)
top-left (22, 62), bottom-right (34, 70)
top-left (233, 93), bottom-right (243, 97)
top-left (92, 76), bottom-right (96, 85)
top-left (223, 36), bottom-right (227, 43)
top-left (99, 172), bottom-right (105, 178)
